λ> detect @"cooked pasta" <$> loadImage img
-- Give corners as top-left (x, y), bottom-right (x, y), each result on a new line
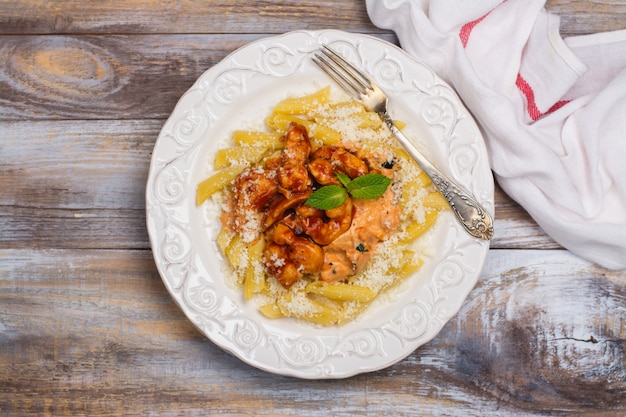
top-left (197, 86), bottom-right (448, 325)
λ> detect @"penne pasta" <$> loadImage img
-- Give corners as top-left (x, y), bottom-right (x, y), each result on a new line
top-left (301, 300), bottom-right (343, 326)
top-left (196, 165), bottom-right (246, 205)
top-left (423, 191), bottom-right (449, 211)
top-left (272, 86), bottom-right (331, 114)
top-left (265, 113), bottom-right (312, 132)
top-left (315, 100), bottom-right (367, 116)
top-left (216, 226), bottom-right (235, 254)
top-left (306, 281), bottom-right (377, 303)
top-left (389, 256), bottom-right (424, 280)
top-left (259, 303), bottom-right (284, 319)
top-left (213, 145), bottom-right (268, 170)
top-left (224, 234), bottom-right (248, 281)
top-left (276, 292), bottom-right (343, 326)
top-left (415, 170), bottom-right (432, 188)
top-left (243, 237), bottom-right (266, 300)
top-left (399, 210), bottom-right (439, 245)
top-left (232, 130), bottom-right (283, 148)
top-left (310, 123), bottom-right (342, 145)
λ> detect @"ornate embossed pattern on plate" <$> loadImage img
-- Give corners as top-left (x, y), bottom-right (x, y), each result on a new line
top-left (146, 30), bottom-right (493, 379)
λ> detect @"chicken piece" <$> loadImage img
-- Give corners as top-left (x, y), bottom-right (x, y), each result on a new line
top-left (262, 191), bottom-right (311, 230)
top-left (263, 242), bottom-right (300, 288)
top-left (278, 123), bottom-right (312, 193)
top-left (297, 197), bottom-right (354, 246)
top-left (278, 165), bottom-right (310, 193)
top-left (233, 168), bottom-right (278, 210)
top-left (270, 222), bottom-right (296, 246)
top-left (308, 158), bottom-right (340, 185)
top-left (311, 146), bottom-right (369, 179)
top-left (263, 221), bottom-right (325, 288)
top-left (231, 168), bottom-right (278, 239)
top-left (287, 237), bottom-right (324, 275)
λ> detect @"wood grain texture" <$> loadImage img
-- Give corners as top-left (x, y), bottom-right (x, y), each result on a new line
top-left (546, 0), bottom-right (626, 36)
top-left (0, 0), bottom-right (623, 36)
top-left (0, 0), bottom-right (384, 35)
top-left (0, 33), bottom-right (397, 120)
top-left (1, 248), bottom-right (624, 416)
top-left (0, 34), bottom-right (264, 120)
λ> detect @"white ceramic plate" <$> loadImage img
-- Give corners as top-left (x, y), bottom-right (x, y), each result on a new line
top-left (146, 30), bottom-right (493, 379)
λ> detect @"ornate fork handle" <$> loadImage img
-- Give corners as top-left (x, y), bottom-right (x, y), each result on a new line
top-left (382, 113), bottom-right (494, 240)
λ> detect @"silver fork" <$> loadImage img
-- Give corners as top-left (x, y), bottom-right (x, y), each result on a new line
top-left (312, 45), bottom-right (493, 240)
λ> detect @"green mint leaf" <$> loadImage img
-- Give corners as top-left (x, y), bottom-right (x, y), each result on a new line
top-left (305, 185), bottom-right (348, 210)
top-left (346, 173), bottom-right (391, 199)
top-left (335, 172), bottom-right (352, 188)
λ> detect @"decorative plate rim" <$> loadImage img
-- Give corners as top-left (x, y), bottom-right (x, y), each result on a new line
top-left (145, 29), bottom-right (494, 379)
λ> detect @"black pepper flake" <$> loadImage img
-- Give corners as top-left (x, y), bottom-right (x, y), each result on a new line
top-left (381, 159), bottom-right (396, 169)
top-left (356, 243), bottom-right (368, 252)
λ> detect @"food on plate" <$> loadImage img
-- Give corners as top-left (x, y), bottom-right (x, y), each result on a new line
top-left (197, 86), bottom-right (448, 325)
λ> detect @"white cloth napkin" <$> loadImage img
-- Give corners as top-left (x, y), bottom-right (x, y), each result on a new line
top-left (367, 0), bottom-right (626, 269)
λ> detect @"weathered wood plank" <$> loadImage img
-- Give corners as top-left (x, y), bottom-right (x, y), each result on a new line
top-left (1, 120), bottom-right (557, 250)
top-left (0, 0), bottom-right (386, 35)
top-left (448, 249), bottom-right (626, 413)
top-left (0, 0), bottom-right (622, 36)
top-left (547, 0), bottom-right (626, 36)
top-left (493, 184), bottom-right (561, 249)
top-left (0, 207), bottom-right (149, 250)
top-left (1, 248), bottom-right (624, 416)
top-left (1, 120), bottom-right (157, 211)
top-left (0, 33), bottom-right (398, 120)
top-left (1, 119), bottom-right (155, 250)
top-left (0, 34), bottom-right (264, 120)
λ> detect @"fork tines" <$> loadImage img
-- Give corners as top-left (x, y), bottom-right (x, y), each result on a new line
top-left (312, 45), bottom-right (373, 99)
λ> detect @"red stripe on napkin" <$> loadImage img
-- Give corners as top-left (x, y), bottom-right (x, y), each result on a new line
top-left (515, 74), bottom-right (541, 120)
top-left (459, 1), bottom-right (507, 48)
top-left (459, 15), bottom-right (489, 48)
top-left (516, 74), bottom-right (571, 121)
top-left (546, 100), bottom-right (571, 114)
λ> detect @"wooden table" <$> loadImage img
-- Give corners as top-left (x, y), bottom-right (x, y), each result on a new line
top-left (1, 1), bottom-right (625, 415)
